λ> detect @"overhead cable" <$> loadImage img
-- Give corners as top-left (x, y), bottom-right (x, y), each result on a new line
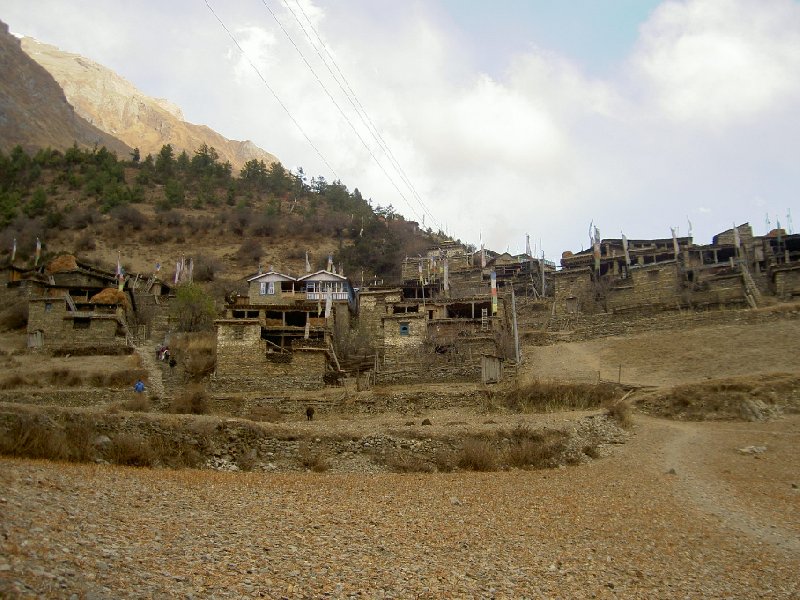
top-left (260, 0), bottom-right (427, 225)
top-left (285, 0), bottom-right (442, 231)
top-left (203, 0), bottom-right (339, 179)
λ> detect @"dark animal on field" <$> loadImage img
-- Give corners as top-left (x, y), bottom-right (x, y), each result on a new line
top-left (306, 406), bottom-right (315, 421)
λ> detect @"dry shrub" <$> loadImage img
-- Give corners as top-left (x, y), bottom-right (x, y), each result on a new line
top-left (248, 405), bottom-right (283, 423)
top-left (63, 421), bottom-right (95, 462)
top-left (128, 353), bottom-right (144, 369)
top-left (0, 374), bottom-right (31, 389)
top-left (46, 369), bottom-right (83, 387)
top-left (118, 394), bottom-right (151, 412)
top-left (298, 442), bottom-right (329, 472)
top-left (171, 384), bottom-right (211, 415)
top-left (192, 254), bottom-right (223, 282)
top-left (150, 435), bottom-right (203, 468)
top-left (638, 374), bottom-right (800, 421)
top-left (75, 231), bottom-right (96, 251)
top-left (384, 451), bottom-right (434, 473)
top-left (171, 332), bottom-right (217, 381)
top-left (505, 381), bottom-right (618, 413)
top-left (434, 448), bottom-right (457, 473)
top-left (236, 238), bottom-right (263, 264)
top-left (504, 425), bottom-right (568, 469)
top-left (236, 448), bottom-right (258, 472)
top-left (0, 416), bottom-right (69, 460)
top-left (106, 434), bottom-right (155, 467)
top-left (606, 401), bottom-right (633, 429)
top-left (457, 437), bottom-right (498, 472)
top-left (0, 416), bottom-right (94, 462)
top-left (0, 299), bottom-right (28, 331)
top-left (89, 369), bottom-right (147, 388)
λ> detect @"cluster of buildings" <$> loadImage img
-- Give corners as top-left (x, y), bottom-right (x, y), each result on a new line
top-left (2, 222), bottom-right (799, 391)
top-left (554, 223), bottom-right (800, 315)
top-left (2, 254), bottom-right (169, 354)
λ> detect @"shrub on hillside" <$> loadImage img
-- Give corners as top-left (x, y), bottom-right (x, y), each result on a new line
top-left (457, 437), bottom-right (498, 472)
top-left (0, 416), bottom-right (94, 462)
top-left (110, 204), bottom-right (148, 230)
top-left (106, 434), bottom-right (155, 466)
top-left (505, 381), bottom-right (618, 413)
top-left (0, 299), bottom-right (28, 331)
top-left (504, 425), bottom-right (568, 469)
top-left (192, 254), bottom-right (223, 282)
top-left (298, 442), bottom-right (329, 472)
top-left (606, 400), bottom-right (634, 429)
top-left (236, 238), bottom-right (263, 264)
top-left (170, 384), bottom-right (211, 415)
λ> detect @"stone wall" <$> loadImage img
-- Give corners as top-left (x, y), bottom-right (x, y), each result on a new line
top-left (215, 321), bottom-right (326, 392)
top-left (607, 264), bottom-right (682, 313)
top-left (687, 273), bottom-right (747, 307)
top-left (358, 291), bottom-right (401, 340)
top-left (554, 269), bottom-right (595, 314)
top-left (382, 312), bottom-right (427, 364)
top-left (774, 268), bottom-right (800, 298)
top-left (27, 299), bottom-right (127, 351)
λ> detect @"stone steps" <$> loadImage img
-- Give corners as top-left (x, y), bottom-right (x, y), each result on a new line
top-left (135, 343), bottom-right (167, 400)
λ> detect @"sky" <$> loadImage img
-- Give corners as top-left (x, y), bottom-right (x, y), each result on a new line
top-left (3, 0), bottom-right (799, 260)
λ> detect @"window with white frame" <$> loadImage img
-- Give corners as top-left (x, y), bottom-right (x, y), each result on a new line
top-left (260, 282), bottom-right (267, 295)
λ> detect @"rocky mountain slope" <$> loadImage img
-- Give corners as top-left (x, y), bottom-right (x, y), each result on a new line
top-left (0, 20), bottom-right (129, 156)
top-left (20, 36), bottom-right (279, 172)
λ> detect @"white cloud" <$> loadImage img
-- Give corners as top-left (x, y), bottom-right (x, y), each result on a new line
top-left (2, 0), bottom-right (799, 259)
top-left (633, 0), bottom-right (800, 126)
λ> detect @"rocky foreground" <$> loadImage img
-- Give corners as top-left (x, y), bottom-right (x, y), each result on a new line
top-left (1, 414), bottom-right (798, 599)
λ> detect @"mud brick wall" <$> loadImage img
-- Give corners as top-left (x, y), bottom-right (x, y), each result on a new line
top-left (215, 321), bottom-right (326, 393)
top-left (688, 273), bottom-right (747, 307)
top-left (382, 313), bottom-right (427, 365)
top-left (376, 334), bottom-right (493, 384)
top-left (27, 299), bottom-right (125, 351)
top-left (358, 291), bottom-right (401, 339)
top-left (607, 264), bottom-right (682, 312)
top-left (554, 269), bottom-right (595, 314)
top-left (775, 269), bottom-right (800, 298)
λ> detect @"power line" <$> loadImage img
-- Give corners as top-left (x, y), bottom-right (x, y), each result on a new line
top-left (285, 0), bottom-right (442, 231)
top-left (260, 0), bottom-right (430, 226)
top-left (203, 0), bottom-right (339, 179)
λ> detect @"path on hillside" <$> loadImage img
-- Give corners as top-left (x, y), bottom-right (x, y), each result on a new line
top-left (135, 343), bottom-right (166, 400)
top-left (634, 415), bottom-right (800, 553)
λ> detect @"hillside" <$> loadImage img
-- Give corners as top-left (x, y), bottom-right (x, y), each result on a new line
top-left (20, 36), bottom-right (279, 174)
top-left (0, 144), bottom-right (444, 289)
top-left (0, 20), bottom-right (129, 156)
top-left (1, 302), bottom-right (799, 597)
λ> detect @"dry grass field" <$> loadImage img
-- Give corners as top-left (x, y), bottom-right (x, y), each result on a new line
top-left (1, 306), bottom-right (799, 597)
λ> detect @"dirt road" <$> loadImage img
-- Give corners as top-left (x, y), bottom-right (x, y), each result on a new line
top-left (2, 413), bottom-right (798, 598)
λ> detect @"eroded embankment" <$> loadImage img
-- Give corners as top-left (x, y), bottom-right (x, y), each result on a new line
top-left (0, 401), bottom-right (629, 474)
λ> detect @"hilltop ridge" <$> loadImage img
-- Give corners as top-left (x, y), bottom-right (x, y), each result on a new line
top-left (0, 20), bottom-right (129, 156)
top-left (20, 36), bottom-right (279, 174)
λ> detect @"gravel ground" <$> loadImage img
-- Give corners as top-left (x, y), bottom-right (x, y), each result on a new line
top-left (1, 414), bottom-right (798, 599)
